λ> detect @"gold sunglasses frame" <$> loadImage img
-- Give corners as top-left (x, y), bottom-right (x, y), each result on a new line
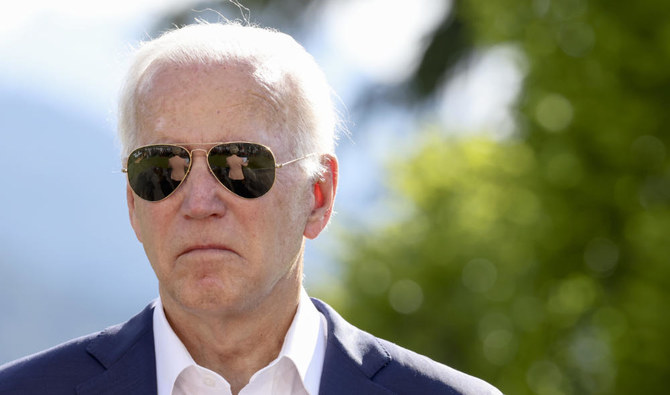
top-left (122, 141), bottom-right (317, 201)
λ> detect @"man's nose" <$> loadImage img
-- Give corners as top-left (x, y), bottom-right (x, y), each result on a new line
top-left (179, 151), bottom-right (228, 219)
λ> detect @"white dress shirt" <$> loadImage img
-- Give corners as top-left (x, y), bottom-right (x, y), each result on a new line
top-left (153, 288), bottom-right (327, 395)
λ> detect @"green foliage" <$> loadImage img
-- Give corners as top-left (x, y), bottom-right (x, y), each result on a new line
top-left (329, 1), bottom-right (670, 394)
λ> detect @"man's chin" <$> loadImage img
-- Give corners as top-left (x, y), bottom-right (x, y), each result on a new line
top-left (168, 282), bottom-right (252, 316)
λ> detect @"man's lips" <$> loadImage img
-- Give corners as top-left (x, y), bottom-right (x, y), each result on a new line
top-left (178, 244), bottom-right (236, 257)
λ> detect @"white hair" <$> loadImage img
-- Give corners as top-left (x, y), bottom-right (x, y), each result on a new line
top-left (118, 21), bottom-right (339, 177)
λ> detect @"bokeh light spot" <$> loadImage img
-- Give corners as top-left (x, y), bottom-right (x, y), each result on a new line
top-left (548, 275), bottom-right (598, 318)
top-left (583, 237), bottom-right (619, 276)
top-left (527, 360), bottom-right (566, 395)
top-left (388, 279), bottom-right (424, 314)
top-left (558, 22), bottom-right (595, 57)
top-left (483, 328), bottom-right (517, 365)
top-left (631, 135), bottom-right (666, 169)
top-left (462, 258), bottom-right (498, 293)
top-left (535, 93), bottom-right (574, 132)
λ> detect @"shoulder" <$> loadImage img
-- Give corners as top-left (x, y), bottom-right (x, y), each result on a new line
top-left (374, 337), bottom-right (502, 395)
top-left (311, 298), bottom-right (502, 395)
top-left (0, 330), bottom-right (105, 393)
top-left (0, 302), bottom-right (156, 394)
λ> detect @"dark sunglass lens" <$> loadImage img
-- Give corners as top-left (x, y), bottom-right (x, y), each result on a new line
top-left (127, 145), bottom-right (190, 201)
top-left (208, 143), bottom-right (276, 198)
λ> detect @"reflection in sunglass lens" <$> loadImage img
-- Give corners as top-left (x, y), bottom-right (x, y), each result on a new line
top-left (208, 143), bottom-right (276, 198)
top-left (126, 142), bottom-right (282, 201)
top-left (127, 145), bottom-right (190, 201)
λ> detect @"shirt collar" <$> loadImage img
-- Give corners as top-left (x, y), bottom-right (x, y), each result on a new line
top-left (275, 287), bottom-right (326, 393)
top-left (153, 287), bottom-right (326, 395)
top-left (153, 298), bottom-right (198, 395)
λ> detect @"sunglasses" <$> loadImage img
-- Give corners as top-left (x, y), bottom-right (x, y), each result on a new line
top-left (123, 142), bottom-right (316, 201)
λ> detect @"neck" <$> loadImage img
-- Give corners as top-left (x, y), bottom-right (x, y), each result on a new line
top-left (161, 266), bottom-right (303, 394)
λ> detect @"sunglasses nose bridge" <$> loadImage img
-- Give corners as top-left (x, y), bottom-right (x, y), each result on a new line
top-left (191, 148), bottom-right (208, 154)
top-left (189, 148), bottom-right (215, 175)
top-left (186, 148), bottom-right (212, 174)
top-left (182, 147), bottom-right (228, 192)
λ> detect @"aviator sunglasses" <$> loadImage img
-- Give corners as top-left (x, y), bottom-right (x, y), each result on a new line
top-left (123, 142), bottom-right (316, 201)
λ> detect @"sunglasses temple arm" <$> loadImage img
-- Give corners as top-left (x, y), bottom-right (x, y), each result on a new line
top-left (275, 153), bottom-right (319, 168)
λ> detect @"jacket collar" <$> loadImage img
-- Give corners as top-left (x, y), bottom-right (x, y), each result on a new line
top-left (312, 298), bottom-right (393, 395)
top-left (72, 299), bottom-right (393, 395)
top-left (76, 302), bottom-right (158, 395)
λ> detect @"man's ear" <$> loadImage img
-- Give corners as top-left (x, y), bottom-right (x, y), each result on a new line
top-left (304, 154), bottom-right (338, 240)
top-left (127, 183), bottom-right (143, 243)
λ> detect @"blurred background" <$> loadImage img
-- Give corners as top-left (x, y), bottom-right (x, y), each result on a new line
top-left (1, 0), bottom-right (669, 394)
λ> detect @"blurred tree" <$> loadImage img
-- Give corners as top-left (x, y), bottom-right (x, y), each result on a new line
top-left (329, 1), bottom-right (670, 394)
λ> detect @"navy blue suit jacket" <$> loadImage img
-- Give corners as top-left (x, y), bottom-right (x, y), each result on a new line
top-left (0, 299), bottom-right (501, 394)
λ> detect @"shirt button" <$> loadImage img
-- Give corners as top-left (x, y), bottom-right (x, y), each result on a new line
top-left (203, 376), bottom-right (216, 387)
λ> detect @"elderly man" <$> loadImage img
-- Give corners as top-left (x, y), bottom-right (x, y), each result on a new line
top-left (0, 23), bottom-right (501, 395)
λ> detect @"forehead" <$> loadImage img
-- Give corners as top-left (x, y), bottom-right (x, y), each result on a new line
top-left (135, 61), bottom-right (287, 147)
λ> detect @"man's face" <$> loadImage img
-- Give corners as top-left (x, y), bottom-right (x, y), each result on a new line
top-left (127, 62), bottom-right (314, 317)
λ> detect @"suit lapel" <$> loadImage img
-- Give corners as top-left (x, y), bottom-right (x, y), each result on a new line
top-left (73, 299), bottom-right (392, 394)
top-left (312, 299), bottom-right (394, 395)
top-left (76, 303), bottom-right (158, 395)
